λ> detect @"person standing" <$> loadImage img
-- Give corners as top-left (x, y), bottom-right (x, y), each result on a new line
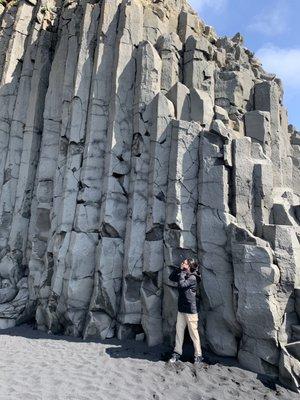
top-left (168, 258), bottom-right (203, 365)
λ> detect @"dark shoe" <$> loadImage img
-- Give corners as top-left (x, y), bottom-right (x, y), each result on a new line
top-left (194, 355), bottom-right (203, 365)
top-left (169, 352), bottom-right (180, 363)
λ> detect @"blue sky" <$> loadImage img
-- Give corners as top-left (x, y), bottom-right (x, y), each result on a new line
top-left (189, 0), bottom-right (300, 129)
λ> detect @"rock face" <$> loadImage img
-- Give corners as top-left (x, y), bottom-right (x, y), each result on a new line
top-left (0, 0), bottom-right (299, 392)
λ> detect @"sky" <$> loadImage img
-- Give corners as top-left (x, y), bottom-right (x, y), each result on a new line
top-left (188, 0), bottom-right (300, 129)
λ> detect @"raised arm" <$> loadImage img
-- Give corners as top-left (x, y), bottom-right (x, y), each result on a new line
top-left (169, 268), bottom-right (181, 282)
top-left (179, 273), bottom-right (197, 289)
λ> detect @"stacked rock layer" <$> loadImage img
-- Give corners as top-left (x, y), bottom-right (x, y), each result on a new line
top-left (0, 0), bottom-right (299, 391)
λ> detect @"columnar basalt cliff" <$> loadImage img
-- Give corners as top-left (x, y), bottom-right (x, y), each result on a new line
top-left (0, 0), bottom-right (299, 392)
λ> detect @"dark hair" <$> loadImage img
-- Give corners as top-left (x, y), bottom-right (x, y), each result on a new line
top-left (186, 258), bottom-right (199, 273)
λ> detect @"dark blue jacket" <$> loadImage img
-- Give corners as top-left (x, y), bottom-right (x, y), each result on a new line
top-left (169, 269), bottom-right (199, 314)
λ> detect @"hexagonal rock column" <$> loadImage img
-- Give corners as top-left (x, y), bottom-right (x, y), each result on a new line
top-left (141, 93), bottom-right (174, 347)
top-left (162, 120), bottom-right (200, 343)
top-left (197, 132), bottom-right (239, 357)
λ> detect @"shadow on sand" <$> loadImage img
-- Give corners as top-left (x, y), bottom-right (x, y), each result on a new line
top-left (0, 323), bottom-right (284, 392)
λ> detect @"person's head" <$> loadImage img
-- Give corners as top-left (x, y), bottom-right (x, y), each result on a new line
top-left (180, 258), bottom-right (199, 273)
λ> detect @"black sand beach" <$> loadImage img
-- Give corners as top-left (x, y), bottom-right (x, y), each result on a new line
top-left (0, 325), bottom-right (298, 400)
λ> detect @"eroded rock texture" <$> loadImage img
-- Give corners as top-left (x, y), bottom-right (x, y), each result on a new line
top-left (0, 0), bottom-right (299, 392)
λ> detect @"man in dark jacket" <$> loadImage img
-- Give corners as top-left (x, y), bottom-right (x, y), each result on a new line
top-left (168, 258), bottom-right (202, 365)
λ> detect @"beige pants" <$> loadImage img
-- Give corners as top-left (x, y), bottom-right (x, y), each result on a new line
top-left (174, 312), bottom-right (202, 357)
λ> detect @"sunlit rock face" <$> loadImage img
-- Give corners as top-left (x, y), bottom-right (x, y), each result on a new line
top-left (0, 0), bottom-right (299, 391)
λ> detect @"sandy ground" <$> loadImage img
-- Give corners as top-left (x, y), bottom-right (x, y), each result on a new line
top-left (0, 325), bottom-right (298, 400)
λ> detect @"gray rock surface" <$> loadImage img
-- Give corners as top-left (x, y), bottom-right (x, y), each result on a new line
top-left (0, 0), bottom-right (299, 393)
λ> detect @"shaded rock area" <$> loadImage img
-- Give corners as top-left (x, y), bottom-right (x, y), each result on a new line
top-left (0, 0), bottom-right (299, 393)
